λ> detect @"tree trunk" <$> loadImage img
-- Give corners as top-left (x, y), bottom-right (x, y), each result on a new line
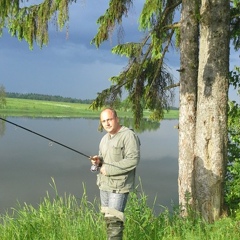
top-left (194, 0), bottom-right (230, 222)
top-left (178, 0), bottom-right (199, 214)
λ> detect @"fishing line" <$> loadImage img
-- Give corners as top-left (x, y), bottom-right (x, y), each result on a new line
top-left (0, 117), bottom-right (90, 159)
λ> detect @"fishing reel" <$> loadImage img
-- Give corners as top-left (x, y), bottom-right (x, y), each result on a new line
top-left (90, 164), bottom-right (100, 172)
top-left (90, 161), bottom-right (102, 172)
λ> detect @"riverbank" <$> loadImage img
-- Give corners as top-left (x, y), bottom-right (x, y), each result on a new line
top-left (0, 98), bottom-right (179, 119)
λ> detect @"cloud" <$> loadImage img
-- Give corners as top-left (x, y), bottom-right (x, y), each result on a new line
top-left (0, 34), bottom-right (126, 98)
top-left (0, 0), bottom-right (238, 105)
top-left (0, 0), bottom-right (144, 99)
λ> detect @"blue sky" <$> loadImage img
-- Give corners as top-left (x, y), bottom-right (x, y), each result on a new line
top-left (0, 0), bottom-right (239, 104)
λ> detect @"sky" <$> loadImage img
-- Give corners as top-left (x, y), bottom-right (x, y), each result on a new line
top-left (0, 0), bottom-right (239, 105)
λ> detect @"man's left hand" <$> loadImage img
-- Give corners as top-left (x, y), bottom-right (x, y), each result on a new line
top-left (100, 164), bottom-right (107, 175)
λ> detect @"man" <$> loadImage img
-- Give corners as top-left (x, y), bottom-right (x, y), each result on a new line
top-left (90, 108), bottom-right (140, 240)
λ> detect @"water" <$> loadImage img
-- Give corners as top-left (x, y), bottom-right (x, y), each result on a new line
top-left (0, 117), bottom-right (179, 215)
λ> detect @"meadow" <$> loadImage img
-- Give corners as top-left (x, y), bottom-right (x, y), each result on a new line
top-left (0, 98), bottom-right (179, 119)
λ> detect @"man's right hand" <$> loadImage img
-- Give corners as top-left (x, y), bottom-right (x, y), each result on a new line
top-left (89, 155), bottom-right (101, 166)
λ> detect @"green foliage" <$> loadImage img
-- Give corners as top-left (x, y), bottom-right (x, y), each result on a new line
top-left (175, 26), bottom-right (180, 48)
top-left (92, 42), bottom-right (176, 127)
top-left (0, 0), bottom-right (18, 36)
top-left (112, 42), bottom-right (142, 58)
top-left (139, 0), bottom-right (180, 60)
top-left (139, 0), bottom-right (162, 30)
top-left (229, 68), bottom-right (240, 93)
top-left (91, 0), bottom-right (133, 47)
top-left (225, 68), bottom-right (240, 218)
top-left (226, 103), bottom-right (240, 215)
top-left (230, 0), bottom-right (240, 50)
top-left (1, 0), bottom-right (76, 49)
top-left (91, 1), bottom-right (180, 128)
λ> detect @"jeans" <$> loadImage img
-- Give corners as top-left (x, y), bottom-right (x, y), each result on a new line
top-left (100, 190), bottom-right (129, 212)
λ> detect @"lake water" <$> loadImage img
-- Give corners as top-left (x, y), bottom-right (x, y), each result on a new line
top-left (0, 117), bottom-right (179, 215)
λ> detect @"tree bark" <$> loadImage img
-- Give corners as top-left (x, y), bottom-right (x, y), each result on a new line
top-left (178, 0), bottom-right (199, 214)
top-left (194, 0), bottom-right (230, 222)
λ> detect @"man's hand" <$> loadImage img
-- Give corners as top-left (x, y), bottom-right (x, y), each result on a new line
top-left (89, 155), bottom-right (101, 166)
top-left (89, 156), bottom-right (106, 175)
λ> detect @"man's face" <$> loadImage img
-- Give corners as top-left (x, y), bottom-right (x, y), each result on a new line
top-left (100, 109), bottom-right (120, 134)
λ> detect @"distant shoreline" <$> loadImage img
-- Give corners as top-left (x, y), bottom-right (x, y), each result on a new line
top-left (0, 98), bottom-right (179, 119)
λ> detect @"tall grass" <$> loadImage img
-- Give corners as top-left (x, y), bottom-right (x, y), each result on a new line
top-left (0, 180), bottom-right (106, 240)
top-left (0, 179), bottom-right (239, 240)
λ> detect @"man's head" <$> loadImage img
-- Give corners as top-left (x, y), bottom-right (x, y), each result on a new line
top-left (100, 108), bottom-right (121, 134)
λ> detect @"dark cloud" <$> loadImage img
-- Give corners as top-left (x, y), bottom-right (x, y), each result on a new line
top-left (0, 0), bottom-right (238, 103)
top-left (0, 0), bottom-right (137, 99)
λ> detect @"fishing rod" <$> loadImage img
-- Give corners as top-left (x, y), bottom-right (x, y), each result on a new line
top-left (0, 117), bottom-right (90, 159)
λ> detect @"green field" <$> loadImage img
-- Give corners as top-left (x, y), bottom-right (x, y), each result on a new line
top-left (0, 98), bottom-right (179, 119)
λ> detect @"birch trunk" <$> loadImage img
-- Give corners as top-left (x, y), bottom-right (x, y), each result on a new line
top-left (194, 0), bottom-right (229, 222)
top-left (178, 0), bottom-right (199, 213)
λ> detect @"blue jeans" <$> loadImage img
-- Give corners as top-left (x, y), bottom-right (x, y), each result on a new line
top-left (100, 190), bottom-right (129, 212)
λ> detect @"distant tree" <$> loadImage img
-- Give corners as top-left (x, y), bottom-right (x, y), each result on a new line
top-left (0, 85), bottom-right (7, 108)
top-left (6, 92), bottom-right (94, 104)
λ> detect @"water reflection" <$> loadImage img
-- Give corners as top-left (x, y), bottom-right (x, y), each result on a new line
top-left (0, 118), bottom-right (6, 136)
top-left (0, 117), bottom-right (178, 215)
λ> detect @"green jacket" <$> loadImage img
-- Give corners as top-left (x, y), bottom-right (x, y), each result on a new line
top-left (97, 126), bottom-right (140, 193)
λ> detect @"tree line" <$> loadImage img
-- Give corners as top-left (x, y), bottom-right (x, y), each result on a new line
top-left (6, 92), bottom-right (94, 104)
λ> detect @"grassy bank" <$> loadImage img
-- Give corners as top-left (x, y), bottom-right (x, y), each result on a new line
top-left (0, 98), bottom-right (179, 119)
top-left (0, 181), bottom-right (239, 240)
